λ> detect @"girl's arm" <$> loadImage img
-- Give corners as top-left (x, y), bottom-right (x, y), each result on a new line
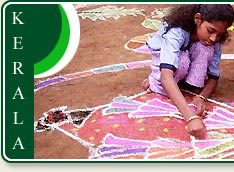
top-left (192, 78), bottom-right (218, 116)
top-left (198, 78), bottom-right (218, 99)
top-left (160, 68), bottom-right (207, 139)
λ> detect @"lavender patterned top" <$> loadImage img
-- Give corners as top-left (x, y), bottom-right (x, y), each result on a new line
top-left (146, 22), bottom-right (221, 79)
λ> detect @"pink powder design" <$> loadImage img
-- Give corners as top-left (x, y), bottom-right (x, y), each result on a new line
top-left (134, 46), bottom-right (151, 54)
top-left (215, 108), bottom-right (234, 120)
top-left (111, 102), bottom-right (140, 109)
top-left (148, 98), bottom-right (178, 111)
top-left (194, 140), bottom-right (224, 150)
top-left (126, 60), bottom-right (151, 69)
top-left (153, 139), bottom-right (191, 148)
top-left (104, 134), bottom-right (151, 147)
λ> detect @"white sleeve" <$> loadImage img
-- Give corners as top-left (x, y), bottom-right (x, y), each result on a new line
top-left (207, 42), bottom-right (221, 79)
top-left (159, 27), bottom-right (186, 69)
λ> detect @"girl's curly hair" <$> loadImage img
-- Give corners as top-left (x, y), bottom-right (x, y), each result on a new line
top-left (164, 4), bottom-right (234, 43)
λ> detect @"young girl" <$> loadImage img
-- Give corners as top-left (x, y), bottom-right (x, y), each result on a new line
top-left (143, 4), bottom-right (234, 139)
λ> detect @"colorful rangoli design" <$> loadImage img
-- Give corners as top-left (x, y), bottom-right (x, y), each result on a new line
top-left (35, 91), bottom-right (234, 159)
top-left (35, 5), bottom-right (234, 160)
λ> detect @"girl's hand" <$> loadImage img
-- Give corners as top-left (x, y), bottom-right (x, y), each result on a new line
top-left (187, 117), bottom-right (207, 139)
top-left (190, 95), bottom-right (207, 117)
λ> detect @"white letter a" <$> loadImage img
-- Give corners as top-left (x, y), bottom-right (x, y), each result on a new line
top-left (12, 87), bottom-right (24, 100)
top-left (12, 137), bottom-right (25, 150)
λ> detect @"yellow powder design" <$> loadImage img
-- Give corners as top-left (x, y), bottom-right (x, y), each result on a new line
top-left (139, 127), bottom-right (145, 132)
top-left (112, 124), bottom-right (120, 128)
top-left (95, 129), bottom-right (101, 133)
top-left (136, 119), bottom-right (144, 123)
top-left (71, 128), bottom-right (79, 132)
top-left (91, 119), bottom-right (96, 123)
top-left (163, 128), bottom-right (169, 133)
top-left (89, 136), bottom-right (95, 140)
top-left (163, 117), bottom-right (170, 122)
top-left (220, 129), bottom-right (227, 133)
top-left (108, 116), bottom-right (114, 119)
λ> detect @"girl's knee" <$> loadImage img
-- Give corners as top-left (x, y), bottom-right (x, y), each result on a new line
top-left (190, 42), bottom-right (214, 55)
top-left (189, 42), bottom-right (215, 62)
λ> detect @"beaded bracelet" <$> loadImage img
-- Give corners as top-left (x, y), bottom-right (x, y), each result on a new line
top-left (195, 94), bottom-right (207, 102)
top-left (186, 115), bottom-right (202, 124)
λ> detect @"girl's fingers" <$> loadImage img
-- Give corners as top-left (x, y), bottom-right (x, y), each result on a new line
top-left (188, 120), bottom-right (207, 139)
top-left (190, 129), bottom-right (206, 140)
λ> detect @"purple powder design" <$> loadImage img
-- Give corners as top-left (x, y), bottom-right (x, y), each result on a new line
top-left (94, 147), bottom-right (147, 159)
top-left (34, 77), bottom-right (66, 89)
top-left (98, 146), bottom-right (123, 153)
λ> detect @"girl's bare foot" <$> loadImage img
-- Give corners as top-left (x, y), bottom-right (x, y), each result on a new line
top-left (142, 78), bottom-right (152, 93)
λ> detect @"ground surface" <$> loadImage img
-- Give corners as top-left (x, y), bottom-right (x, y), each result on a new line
top-left (34, 4), bottom-right (234, 159)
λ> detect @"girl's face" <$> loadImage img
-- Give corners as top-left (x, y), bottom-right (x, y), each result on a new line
top-left (194, 13), bottom-right (228, 46)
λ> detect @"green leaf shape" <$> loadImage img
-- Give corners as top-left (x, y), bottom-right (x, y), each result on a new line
top-left (142, 18), bottom-right (161, 30)
top-left (77, 5), bottom-right (144, 21)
